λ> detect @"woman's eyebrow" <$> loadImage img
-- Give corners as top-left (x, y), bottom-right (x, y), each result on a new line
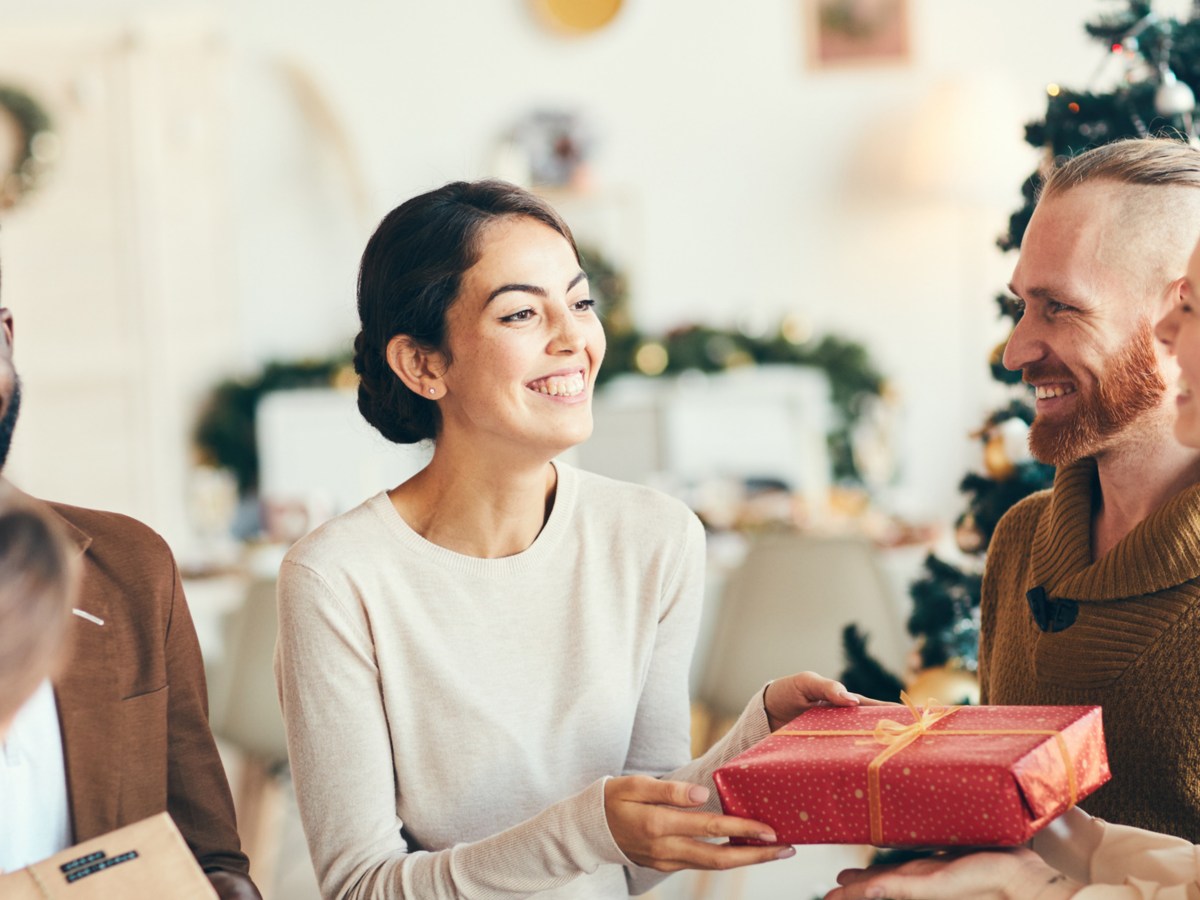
top-left (484, 270), bottom-right (587, 306)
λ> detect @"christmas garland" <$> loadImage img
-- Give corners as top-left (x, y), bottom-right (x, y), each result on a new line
top-left (0, 83), bottom-right (55, 211)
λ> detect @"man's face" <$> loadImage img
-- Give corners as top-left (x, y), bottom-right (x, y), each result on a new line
top-left (1004, 183), bottom-right (1173, 467)
top-left (0, 309), bottom-right (19, 472)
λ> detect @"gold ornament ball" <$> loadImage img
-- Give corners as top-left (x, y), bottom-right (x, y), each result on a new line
top-left (983, 431), bottom-right (1015, 480)
top-left (906, 665), bottom-right (980, 706)
top-left (989, 338), bottom-right (1008, 366)
top-left (955, 513), bottom-right (983, 554)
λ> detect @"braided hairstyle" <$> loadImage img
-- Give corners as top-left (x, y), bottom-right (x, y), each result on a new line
top-left (354, 179), bottom-right (579, 444)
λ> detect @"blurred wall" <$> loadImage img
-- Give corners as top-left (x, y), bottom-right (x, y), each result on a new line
top-left (0, 0), bottom-right (1132, 547)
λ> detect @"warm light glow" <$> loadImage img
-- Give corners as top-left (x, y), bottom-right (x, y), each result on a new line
top-left (781, 314), bottom-right (812, 346)
top-left (1046, 83), bottom-right (1061, 97)
top-left (1112, 42), bottom-right (1123, 53)
top-left (634, 342), bottom-right (668, 376)
top-left (1068, 102), bottom-right (1081, 113)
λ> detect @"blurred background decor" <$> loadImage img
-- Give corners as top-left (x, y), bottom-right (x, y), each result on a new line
top-left (806, 0), bottom-right (911, 69)
top-left (0, 82), bottom-right (56, 211)
top-left (531, 0), bottom-right (625, 35)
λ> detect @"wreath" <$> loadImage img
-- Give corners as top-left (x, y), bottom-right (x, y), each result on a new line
top-left (0, 83), bottom-right (55, 211)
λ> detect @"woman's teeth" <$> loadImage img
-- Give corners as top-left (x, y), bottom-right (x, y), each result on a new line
top-left (529, 373), bottom-right (585, 397)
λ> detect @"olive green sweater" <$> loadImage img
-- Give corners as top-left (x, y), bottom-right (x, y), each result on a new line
top-left (980, 457), bottom-right (1200, 841)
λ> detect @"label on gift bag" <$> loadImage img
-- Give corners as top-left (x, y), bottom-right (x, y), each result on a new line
top-left (0, 813), bottom-right (217, 899)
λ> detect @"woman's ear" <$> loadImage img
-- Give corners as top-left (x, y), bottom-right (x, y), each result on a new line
top-left (1163, 274), bottom-right (1190, 314)
top-left (386, 335), bottom-right (447, 398)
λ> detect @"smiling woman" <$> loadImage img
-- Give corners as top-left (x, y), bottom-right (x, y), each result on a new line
top-left (273, 178), bottom-right (875, 900)
top-left (1155, 235), bottom-right (1200, 450)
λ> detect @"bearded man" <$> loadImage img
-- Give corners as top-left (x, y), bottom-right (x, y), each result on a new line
top-left (0, 295), bottom-right (260, 897)
top-left (980, 136), bottom-right (1200, 841)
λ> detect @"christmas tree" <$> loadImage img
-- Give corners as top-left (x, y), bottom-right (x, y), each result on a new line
top-left (841, 0), bottom-right (1200, 701)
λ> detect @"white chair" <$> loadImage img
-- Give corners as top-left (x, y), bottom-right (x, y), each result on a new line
top-left (685, 532), bottom-right (898, 900)
top-left (207, 577), bottom-right (290, 898)
top-left (697, 531), bottom-right (909, 725)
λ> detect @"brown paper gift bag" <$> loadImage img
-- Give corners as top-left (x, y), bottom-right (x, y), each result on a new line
top-left (0, 812), bottom-right (216, 899)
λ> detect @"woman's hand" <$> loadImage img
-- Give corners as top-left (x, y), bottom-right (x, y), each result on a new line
top-left (823, 848), bottom-right (1083, 900)
top-left (604, 776), bottom-right (796, 872)
top-left (763, 671), bottom-right (888, 732)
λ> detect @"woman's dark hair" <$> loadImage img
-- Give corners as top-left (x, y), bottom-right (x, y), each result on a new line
top-left (354, 179), bottom-right (579, 444)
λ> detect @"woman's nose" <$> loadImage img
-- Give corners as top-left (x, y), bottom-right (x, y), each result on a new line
top-left (1155, 303), bottom-right (1181, 349)
top-left (550, 311), bottom-right (585, 354)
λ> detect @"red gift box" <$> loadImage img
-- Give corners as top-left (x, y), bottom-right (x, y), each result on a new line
top-left (713, 696), bottom-right (1110, 847)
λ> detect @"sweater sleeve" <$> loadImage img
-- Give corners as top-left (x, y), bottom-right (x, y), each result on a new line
top-left (618, 514), bottom-right (774, 895)
top-left (1033, 808), bottom-right (1200, 900)
top-left (275, 560), bottom-right (629, 900)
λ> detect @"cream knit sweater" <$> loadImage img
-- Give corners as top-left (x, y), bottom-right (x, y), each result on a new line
top-left (275, 462), bottom-right (771, 900)
top-left (980, 457), bottom-right (1200, 841)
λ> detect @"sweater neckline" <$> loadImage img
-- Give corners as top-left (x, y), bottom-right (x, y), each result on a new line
top-left (366, 459), bottom-right (577, 577)
top-left (1031, 457), bottom-right (1200, 600)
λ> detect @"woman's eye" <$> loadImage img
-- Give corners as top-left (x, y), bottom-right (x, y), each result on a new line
top-left (500, 308), bottom-right (535, 323)
top-left (572, 298), bottom-right (597, 312)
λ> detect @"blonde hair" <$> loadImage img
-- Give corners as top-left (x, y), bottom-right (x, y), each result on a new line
top-left (1039, 138), bottom-right (1200, 300)
top-left (0, 497), bottom-right (77, 728)
top-left (1041, 136), bottom-right (1200, 200)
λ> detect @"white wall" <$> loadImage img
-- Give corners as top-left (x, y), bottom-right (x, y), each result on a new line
top-left (0, 0), bottom-right (1138, 533)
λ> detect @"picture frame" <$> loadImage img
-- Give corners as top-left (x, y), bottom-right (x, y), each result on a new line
top-left (804, 0), bottom-right (911, 69)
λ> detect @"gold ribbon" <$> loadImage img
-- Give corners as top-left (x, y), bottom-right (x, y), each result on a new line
top-left (777, 692), bottom-right (1079, 845)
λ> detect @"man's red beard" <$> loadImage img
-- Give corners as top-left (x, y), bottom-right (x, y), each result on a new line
top-left (1026, 322), bottom-right (1167, 467)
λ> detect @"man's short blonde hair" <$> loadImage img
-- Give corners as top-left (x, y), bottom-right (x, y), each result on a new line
top-left (1041, 136), bottom-right (1200, 199)
top-left (1039, 138), bottom-right (1200, 301)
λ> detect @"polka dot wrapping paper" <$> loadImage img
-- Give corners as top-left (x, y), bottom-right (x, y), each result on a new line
top-left (713, 702), bottom-right (1110, 847)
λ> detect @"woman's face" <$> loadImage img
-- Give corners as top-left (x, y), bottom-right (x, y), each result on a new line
top-left (1155, 240), bottom-right (1200, 449)
top-left (434, 215), bottom-right (605, 459)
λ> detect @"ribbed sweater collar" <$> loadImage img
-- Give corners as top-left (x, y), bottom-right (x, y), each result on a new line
top-left (1030, 457), bottom-right (1200, 601)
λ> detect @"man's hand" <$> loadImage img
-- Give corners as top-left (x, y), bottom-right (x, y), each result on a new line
top-left (763, 671), bottom-right (889, 732)
top-left (207, 869), bottom-right (263, 900)
top-left (604, 776), bottom-right (796, 873)
top-left (823, 847), bottom-right (1083, 900)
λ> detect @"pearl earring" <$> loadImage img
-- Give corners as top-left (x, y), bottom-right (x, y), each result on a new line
top-left (428, 388), bottom-right (437, 395)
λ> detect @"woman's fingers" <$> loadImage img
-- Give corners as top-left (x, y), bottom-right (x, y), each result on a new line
top-left (609, 775), bottom-right (711, 808)
top-left (605, 776), bottom-right (797, 872)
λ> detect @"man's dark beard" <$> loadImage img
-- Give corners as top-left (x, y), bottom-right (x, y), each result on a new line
top-left (1027, 322), bottom-right (1166, 467)
top-left (0, 377), bottom-right (21, 472)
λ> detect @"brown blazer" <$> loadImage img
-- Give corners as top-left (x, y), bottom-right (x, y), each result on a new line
top-left (35, 497), bottom-right (253, 882)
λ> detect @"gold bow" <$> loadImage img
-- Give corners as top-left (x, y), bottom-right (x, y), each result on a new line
top-left (867, 692), bottom-right (956, 747)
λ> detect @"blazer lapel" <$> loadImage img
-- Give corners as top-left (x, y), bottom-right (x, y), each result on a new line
top-left (48, 509), bottom-right (123, 841)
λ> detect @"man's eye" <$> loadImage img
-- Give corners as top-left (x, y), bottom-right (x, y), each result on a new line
top-left (500, 309), bottom-right (534, 322)
top-left (1048, 301), bottom-right (1074, 314)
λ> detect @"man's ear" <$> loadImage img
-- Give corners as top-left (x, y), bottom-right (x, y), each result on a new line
top-left (386, 334), bottom-right (446, 397)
